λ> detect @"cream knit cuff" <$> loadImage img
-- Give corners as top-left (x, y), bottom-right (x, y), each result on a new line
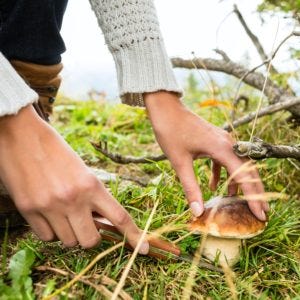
top-left (112, 38), bottom-right (183, 107)
top-left (0, 52), bottom-right (38, 117)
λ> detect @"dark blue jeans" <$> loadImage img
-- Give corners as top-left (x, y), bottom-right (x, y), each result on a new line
top-left (0, 0), bottom-right (68, 65)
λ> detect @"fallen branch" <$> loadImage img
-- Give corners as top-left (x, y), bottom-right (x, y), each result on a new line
top-left (92, 97), bottom-right (300, 163)
top-left (91, 141), bottom-right (166, 164)
top-left (233, 137), bottom-right (300, 160)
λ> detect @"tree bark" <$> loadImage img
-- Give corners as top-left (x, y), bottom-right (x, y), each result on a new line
top-left (233, 137), bottom-right (300, 160)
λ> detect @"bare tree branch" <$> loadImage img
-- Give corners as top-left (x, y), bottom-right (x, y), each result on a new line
top-left (233, 4), bottom-right (278, 74)
top-left (171, 57), bottom-right (300, 117)
top-left (231, 30), bottom-right (299, 119)
top-left (172, 57), bottom-right (282, 99)
top-left (233, 137), bottom-right (300, 160)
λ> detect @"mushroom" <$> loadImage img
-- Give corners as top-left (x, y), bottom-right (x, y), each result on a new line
top-left (188, 196), bottom-right (267, 266)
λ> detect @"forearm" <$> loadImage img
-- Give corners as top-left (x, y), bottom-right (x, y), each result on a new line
top-left (0, 52), bottom-right (38, 117)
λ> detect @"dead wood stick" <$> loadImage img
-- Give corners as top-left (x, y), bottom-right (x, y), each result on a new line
top-left (91, 141), bottom-right (166, 164)
top-left (233, 137), bottom-right (300, 160)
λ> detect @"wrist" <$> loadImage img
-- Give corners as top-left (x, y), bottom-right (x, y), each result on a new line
top-left (0, 105), bottom-right (44, 140)
top-left (144, 91), bottom-right (187, 129)
top-left (144, 91), bottom-right (183, 110)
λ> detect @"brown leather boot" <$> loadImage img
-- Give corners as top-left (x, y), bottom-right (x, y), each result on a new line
top-left (10, 60), bottom-right (63, 121)
top-left (0, 194), bottom-right (25, 228)
top-left (0, 61), bottom-right (63, 228)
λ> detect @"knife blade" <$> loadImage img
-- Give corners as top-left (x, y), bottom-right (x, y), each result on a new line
top-left (93, 214), bottom-right (223, 273)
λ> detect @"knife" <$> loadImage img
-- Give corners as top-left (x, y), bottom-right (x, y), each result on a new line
top-left (93, 214), bottom-right (222, 273)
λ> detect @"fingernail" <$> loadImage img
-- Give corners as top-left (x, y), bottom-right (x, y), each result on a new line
top-left (190, 202), bottom-right (203, 217)
top-left (138, 241), bottom-right (149, 255)
top-left (261, 210), bottom-right (266, 221)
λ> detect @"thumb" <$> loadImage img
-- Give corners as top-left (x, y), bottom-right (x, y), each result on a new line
top-left (172, 156), bottom-right (204, 217)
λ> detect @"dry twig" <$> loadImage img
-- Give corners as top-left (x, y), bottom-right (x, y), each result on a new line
top-left (91, 141), bottom-right (166, 164)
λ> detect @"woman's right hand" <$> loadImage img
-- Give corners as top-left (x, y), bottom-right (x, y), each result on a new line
top-left (0, 105), bottom-right (149, 253)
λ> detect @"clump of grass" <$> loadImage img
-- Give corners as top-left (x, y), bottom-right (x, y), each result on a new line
top-left (1, 84), bottom-right (299, 299)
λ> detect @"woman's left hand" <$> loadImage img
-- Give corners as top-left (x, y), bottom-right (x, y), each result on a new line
top-left (145, 91), bottom-right (269, 221)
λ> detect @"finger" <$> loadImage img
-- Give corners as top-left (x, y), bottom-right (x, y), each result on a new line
top-left (227, 170), bottom-right (238, 196)
top-left (250, 166), bottom-right (270, 212)
top-left (172, 156), bottom-right (204, 217)
top-left (209, 160), bottom-right (221, 191)
top-left (92, 192), bottom-right (149, 255)
top-left (68, 209), bottom-right (101, 249)
top-left (222, 155), bottom-right (267, 221)
top-left (22, 212), bottom-right (55, 242)
top-left (46, 214), bottom-right (78, 247)
top-left (228, 178), bottom-right (238, 196)
top-left (242, 162), bottom-right (269, 217)
top-left (263, 201), bottom-right (270, 212)
top-left (247, 174), bottom-right (269, 217)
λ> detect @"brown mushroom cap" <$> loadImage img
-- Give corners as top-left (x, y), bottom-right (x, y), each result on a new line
top-left (189, 196), bottom-right (266, 239)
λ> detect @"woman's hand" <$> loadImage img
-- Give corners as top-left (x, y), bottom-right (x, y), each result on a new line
top-left (145, 91), bottom-right (269, 221)
top-left (0, 105), bottom-right (149, 252)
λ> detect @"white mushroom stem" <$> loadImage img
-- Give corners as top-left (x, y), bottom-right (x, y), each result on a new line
top-left (203, 236), bottom-right (242, 267)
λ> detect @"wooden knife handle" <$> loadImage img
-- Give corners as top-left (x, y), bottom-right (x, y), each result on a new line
top-left (147, 236), bottom-right (181, 259)
top-left (93, 215), bottom-right (181, 260)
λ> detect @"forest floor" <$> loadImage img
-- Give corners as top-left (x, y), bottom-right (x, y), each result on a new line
top-left (1, 88), bottom-right (300, 299)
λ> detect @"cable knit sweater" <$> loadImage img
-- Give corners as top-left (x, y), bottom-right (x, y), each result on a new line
top-left (0, 0), bottom-right (182, 117)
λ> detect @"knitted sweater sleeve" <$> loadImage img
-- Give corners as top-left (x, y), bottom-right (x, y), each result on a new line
top-left (0, 52), bottom-right (38, 117)
top-left (88, 0), bottom-right (182, 106)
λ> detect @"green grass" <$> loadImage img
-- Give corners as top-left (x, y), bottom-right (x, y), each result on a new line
top-left (1, 85), bottom-right (299, 299)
